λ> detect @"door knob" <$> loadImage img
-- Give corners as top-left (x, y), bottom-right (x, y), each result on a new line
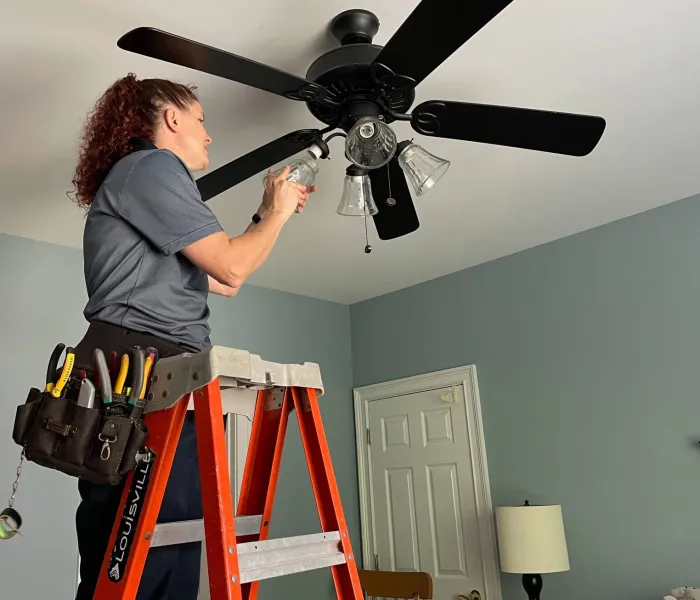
top-left (457, 591), bottom-right (481, 600)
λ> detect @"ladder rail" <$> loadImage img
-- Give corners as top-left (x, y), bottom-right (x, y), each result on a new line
top-left (194, 380), bottom-right (241, 600)
top-left (94, 394), bottom-right (189, 599)
top-left (235, 387), bottom-right (292, 600)
top-left (292, 387), bottom-right (365, 600)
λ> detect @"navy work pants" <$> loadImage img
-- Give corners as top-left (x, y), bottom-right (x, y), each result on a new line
top-left (71, 321), bottom-right (203, 600)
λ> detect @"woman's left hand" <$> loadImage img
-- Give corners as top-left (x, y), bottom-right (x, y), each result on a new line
top-left (294, 185), bottom-right (318, 213)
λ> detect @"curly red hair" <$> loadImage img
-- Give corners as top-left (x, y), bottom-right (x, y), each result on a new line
top-left (70, 73), bottom-right (199, 208)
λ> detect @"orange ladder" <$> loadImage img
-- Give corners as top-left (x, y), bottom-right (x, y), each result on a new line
top-left (92, 345), bottom-right (363, 600)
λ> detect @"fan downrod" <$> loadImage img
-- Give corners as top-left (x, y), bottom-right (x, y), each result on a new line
top-left (330, 9), bottom-right (380, 46)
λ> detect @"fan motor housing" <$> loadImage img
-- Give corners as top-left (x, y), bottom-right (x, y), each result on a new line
top-left (304, 12), bottom-right (415, 129)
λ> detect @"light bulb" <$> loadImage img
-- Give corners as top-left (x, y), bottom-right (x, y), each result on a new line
top-left (336, 165), bottom-right (378, 216)
top-left (345, 116), bottom-right (397, 170)
top-left (397, 141), bottom-right (450, 195)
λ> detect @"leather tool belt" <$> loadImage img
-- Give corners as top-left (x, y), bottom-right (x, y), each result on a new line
top-left (11, 343), bottom-right (157, 486)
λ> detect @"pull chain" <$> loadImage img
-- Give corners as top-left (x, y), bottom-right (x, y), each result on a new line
top-left (364, 209), bottom-right (371, 253)
top-left (386, 163), bottom-right (396, 206)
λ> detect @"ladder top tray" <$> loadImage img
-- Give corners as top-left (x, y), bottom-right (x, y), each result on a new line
top-left (145, 345), bottom-right (324, 413)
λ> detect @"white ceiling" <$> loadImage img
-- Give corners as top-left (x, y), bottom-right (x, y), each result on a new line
top-left (3, 0), bottom-right (700, 304)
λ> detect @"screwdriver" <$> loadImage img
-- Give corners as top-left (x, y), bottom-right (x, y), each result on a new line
top-left (108, 351), bottom-right (119, 383)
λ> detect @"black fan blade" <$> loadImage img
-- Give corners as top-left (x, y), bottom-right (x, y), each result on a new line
top-left (118, 28), bottom-right (332, 103)
top-left (369, 158), bottom-right (419, 240)
top-left (371, 0), bottom-right (514, 88)
top-left (197, 130), bottom-right (320, 201)
top-left (411, 100), bottom-right (606, 156)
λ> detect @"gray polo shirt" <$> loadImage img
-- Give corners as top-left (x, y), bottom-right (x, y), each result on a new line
top-left (82, 141), bottom-right (224, 351)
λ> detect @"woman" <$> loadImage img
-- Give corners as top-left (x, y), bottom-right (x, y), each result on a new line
top-left (69, 73), bottom-right (315, 599)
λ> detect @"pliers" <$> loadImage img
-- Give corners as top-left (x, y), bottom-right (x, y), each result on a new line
top-left (130, 347), bottom-right (155, 419)
top-left (138, 347), bottom-right (157, 400)
top-left (114, 353), bottom-right (130, 396)
top-left (128, 348), bottom-right (145, 406)
top-left (93, 348), bottom-right (112, 405)
top-left (46, 343), bottom-right (75, 398)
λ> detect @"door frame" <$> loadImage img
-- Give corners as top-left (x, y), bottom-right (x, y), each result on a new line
top-left (353, 365), bottom-right (502, 600)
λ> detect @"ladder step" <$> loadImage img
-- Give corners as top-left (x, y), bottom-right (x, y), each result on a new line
top-left (237, 531), bottom-right (347, 584)
top-left (151, 515), bottom-right (262, 547)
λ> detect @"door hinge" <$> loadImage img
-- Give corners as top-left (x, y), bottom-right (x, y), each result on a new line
top-left (367, 428), bottom-right (371, 445)
top-left (374, 554), bottom-right (379, 570)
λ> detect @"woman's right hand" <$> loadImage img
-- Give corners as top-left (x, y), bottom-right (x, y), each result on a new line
top-left (262, 166), bottom-right (312, 220)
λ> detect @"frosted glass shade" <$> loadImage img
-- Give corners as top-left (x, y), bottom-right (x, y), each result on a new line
top-left (495, 504), bottom-right (570, 574)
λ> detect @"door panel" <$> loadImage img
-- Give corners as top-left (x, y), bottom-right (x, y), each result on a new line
top-left (385, 467), bottom-right (420, 571)
top-left (383, 413), bottom-right (411, 449)
top-left (368, 385), bottom-right (486, 600)
top-left (427, 463), bottom-right (467, 577)
top-left (422, 407), bottom-right (454, 445)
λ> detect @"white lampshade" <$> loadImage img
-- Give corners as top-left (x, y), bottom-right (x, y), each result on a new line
top-left (495, 504), bottom-right (570, 574)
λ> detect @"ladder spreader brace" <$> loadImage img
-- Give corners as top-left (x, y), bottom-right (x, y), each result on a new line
top-left (94, 345), bottom-right (364, 600)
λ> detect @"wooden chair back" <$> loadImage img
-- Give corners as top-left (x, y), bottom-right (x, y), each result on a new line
top-left (357, 569), bottom-right (433, 599)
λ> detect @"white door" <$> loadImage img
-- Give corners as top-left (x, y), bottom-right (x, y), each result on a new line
top-left (355, 367), bottom-right (501, 600)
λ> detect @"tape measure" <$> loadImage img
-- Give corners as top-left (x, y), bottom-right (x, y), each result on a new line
top-left (1, 450), bottom-right (25, 540)
top-left (0, 507), bottom-right (22, 540)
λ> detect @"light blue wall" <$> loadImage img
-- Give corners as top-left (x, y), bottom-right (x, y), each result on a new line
top-left (0, 232), bottom-right (357, 600)
top-left (6, 189), bottom-right (700, 600)
top-left (350, 193), bottom-right (700, 600)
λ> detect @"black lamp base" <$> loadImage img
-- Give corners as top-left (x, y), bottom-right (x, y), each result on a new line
top-left (522, 574), bottom-right (543, 600)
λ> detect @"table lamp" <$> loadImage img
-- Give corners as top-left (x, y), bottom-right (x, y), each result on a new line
top-left (495, 501), bottom-right (570, 600)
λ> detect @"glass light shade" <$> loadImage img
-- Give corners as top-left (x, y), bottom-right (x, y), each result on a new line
top-left (345, 116), bottom-right (397, 170)
top-left (398, 142), bottom-right (450, 195)
top-left (336, 168), bottom-right (378, 216)
top-left (262, 155), bottom-right (318, 189)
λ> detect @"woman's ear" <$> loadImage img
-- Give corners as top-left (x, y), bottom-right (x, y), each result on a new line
top-left (163, 107), bottom-right (179, 132)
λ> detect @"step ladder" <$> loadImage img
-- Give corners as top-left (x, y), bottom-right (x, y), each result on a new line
top-left (93, 345), bottom-right (364, 600)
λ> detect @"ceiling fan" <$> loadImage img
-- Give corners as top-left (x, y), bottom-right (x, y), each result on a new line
top-left (117, 0), bottom-right (606, 241)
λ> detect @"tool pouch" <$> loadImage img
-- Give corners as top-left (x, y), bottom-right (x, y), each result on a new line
top-left (12, 386), bottom-right (149, 486)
